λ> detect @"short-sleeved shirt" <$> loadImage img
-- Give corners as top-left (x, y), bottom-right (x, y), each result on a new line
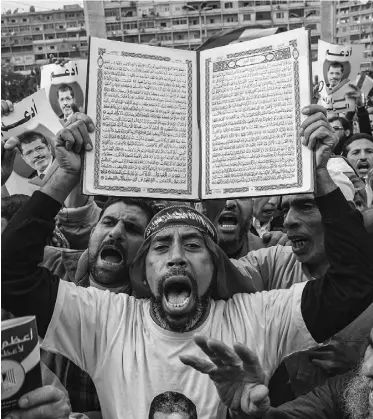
top-left (42, 280), bottom-right (320, 419)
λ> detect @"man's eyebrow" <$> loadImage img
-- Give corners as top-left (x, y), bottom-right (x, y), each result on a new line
top-left (281, 197), bottom-right (315, 209)
top-left (153, 230), bottom-right (203, 242)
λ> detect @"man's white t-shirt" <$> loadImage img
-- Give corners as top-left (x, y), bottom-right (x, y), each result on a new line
top-left (42, 280), bottom-right (320, 419)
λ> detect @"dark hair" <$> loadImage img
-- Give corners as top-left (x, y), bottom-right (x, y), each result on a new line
top-left (342, 133), bottom-right (373, 157)
top-left (328, 61), bottom-right (344, 73)
top-left (18, 131), bottom-right (49, 153)
top-left (57, 84), bottom-right (74, 99)
top-left (1, 194), bottom-right (30, 222)
top-left (148, 391), bottom-right (197, 419)
top-left (99, 197), bottom-right (157, 225)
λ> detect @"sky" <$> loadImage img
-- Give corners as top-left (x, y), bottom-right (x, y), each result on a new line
top-left (1, 0), bottom-right (84, 14)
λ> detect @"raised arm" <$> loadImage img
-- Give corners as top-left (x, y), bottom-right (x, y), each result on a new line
top-left (1, 113), bottom-right (94, 337)
top-left (299, 105), bottom-right (373, 342)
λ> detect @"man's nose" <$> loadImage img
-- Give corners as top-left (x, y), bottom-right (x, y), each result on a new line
top-left (283, 208), bottom-right (300, 230)
top-left (109, 221), bottom-right (126, 241)
top-left (225, 200), bottom-right (237, 210)
top-left (167, 243), bottom-right (187, 268)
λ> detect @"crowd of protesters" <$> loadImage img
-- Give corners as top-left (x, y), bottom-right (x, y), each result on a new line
top-left (1, 46), bottom-right (373, 419)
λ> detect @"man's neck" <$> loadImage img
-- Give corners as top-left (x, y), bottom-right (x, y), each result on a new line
top-left (304, 258), bottom-right (330, 279)
top-left (219, 239), bottom-right (245, 259)
top-left (150, 299), bottom-right (211, 333)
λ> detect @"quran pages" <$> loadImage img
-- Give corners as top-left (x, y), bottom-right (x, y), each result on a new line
top-left (83, 37), bottom-right (199, 199)
top-left (84, 29), bottom-right (313, 200)
top-left (200, 28), bottom-right (313, 199)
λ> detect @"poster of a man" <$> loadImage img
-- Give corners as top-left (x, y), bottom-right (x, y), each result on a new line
top-left (326, 61), bottom-right (344, 90)
top-left (40, 60), bottom-right (87, 125)
top-left (57, 84), bottom-right (78, 124)
top-left (148, 392), bottom-right (197, 419)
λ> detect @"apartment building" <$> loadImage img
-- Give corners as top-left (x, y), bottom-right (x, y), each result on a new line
top-left (85, 0), bottom-right (322, 59)
top-left (1, 4), bottom-right (88, 73)
top-left (335, 0), bottom-right (373, 71)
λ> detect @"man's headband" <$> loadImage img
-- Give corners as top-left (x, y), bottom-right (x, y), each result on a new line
top-left (145, 205), bottom-right (218, 243)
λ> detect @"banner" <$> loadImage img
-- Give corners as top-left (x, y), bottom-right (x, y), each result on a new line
top-left (317, 40), bottom-right (365, 114)
top-left (40, 59), bottom-right (87, 124)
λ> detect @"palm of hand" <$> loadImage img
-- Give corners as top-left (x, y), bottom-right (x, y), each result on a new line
top-left (209, 362), bottom-right (258, 411)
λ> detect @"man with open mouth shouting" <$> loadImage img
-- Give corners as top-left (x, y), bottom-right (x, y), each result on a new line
top-left (2, 105), bottom-right (373, 418)
top-left (343, 133), bottom-right (373, 181)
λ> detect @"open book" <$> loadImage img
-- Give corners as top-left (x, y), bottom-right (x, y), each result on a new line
top-left (84, 28), bottom-right (313, 200)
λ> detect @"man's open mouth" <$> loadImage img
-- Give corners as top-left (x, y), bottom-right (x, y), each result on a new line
top-left (288, 235), bottom-right (309, 253)
top-left (218, 212), bottom-right (238, 231)
top-left (163, 276), bottom-right (193, 312)
top-left (99, 245), bottom-right (123, 265)
top-left (357, 162), bottom-right (371, 172)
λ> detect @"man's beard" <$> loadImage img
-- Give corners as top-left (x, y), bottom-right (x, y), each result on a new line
top-left (342, 363), bottom-right (373, 419)
top-left (150, 268), bottom-right (211, 333)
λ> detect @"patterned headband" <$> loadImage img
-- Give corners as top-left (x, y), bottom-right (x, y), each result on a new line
top-left (145, 205), bottom-right (218, 243)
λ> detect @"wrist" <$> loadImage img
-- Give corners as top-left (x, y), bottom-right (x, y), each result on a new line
top-left (41, 167), bottom-right (80, 205)
top-left (315, 167), bottom-right (337, 198)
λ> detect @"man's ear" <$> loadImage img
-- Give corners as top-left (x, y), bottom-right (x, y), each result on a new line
top-left (345, 129), bottom-right (351, 138)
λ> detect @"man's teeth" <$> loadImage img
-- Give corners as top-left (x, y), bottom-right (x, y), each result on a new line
top-left (292, 240), bottom-right (306, 249)
top-left (220, 224), bottom-right (236, 229)
top-left (167, 290), bottom-right (190, 307)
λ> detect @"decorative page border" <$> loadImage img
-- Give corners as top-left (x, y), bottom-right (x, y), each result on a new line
top-left (204, 39), bottom-right (303, 195)
top-left (94, 49), bottom-right (193, 195)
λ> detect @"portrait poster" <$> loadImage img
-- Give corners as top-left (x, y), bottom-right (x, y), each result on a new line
top-left (40, 59), bottom-right (87, 124)
top-left (317, 40), bottom-right (365, 113)
top-left (1, 89), bottom-right (61, 195)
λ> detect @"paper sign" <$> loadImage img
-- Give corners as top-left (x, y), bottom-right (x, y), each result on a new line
top-left (40, 59), bottom-right (87, 124)
top-left (317, 40), bottom-right (365, 114)
top-left (1, 89), bottom-right (61, 195)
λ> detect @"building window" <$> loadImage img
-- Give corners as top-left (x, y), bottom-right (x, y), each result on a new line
top-left (81, 41), bottom-right (88, 47)
top-left (243, 14), bottom-right (251, 21)
top-left (22, 18), bottom-right (27, 22)
top-left (67, 32), bottom-right (77, 38)
top-left (67, 22), bottom-right (78, 28)
top-left (57, 33), bottom-right (67, 39)
top-left (209, 19), bottom-right (215, 24)
top-left (50, 45), bottom-right (55, 49)
top-left (38, 46), bottom-right (43, 50)
top-left (190, 19), bottom-right (199, 25)
top-left (123, 22), bottom-right (137, 30)
top-left (44, 23), bottom-right (54, 29)
top-left (276, 12), bottom-right (284, 18)
top-left (105, 9), bottom-right (119, 18)
top-left (139, 21), bottom-right (155, 29)
top-left (35, 54), bottom-right (46, 60)
top-left (311, 35), bottom-right (320, 44)
top-left (32, 34), bottom-right (43, 40)
top-left (46, 34), bottom-right (55, 39)
top-left (256, 11), bottom-right (271, 20)
top-left (106, 23), bottom-right (121, 31)
top-left (177, 34), bottom-right (184, 40)
top-left (172, 19), bottom-right (187, 25)
top-left (225, 2), bottom-right (233, 8)
top-left (226, 16), bottom-right (237, 22)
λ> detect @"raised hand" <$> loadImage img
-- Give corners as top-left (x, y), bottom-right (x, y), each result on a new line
top-left (55, 112), bottom-right (94, 177)
top-left (6, 385), bottom-right (70, 419)
top-left (300, 105), bottom-right (338, 170)
top-left (180, 335), bottom-right (270, 417)
top-left (1, 137), bottom-right (19, 186)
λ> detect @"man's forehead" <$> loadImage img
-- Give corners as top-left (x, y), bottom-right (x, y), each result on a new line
top-left (152, 225), bottom-right (204, 240)
top-left (102, 202), bottom-right (148, 221)
top-left (21, 138), bottom-right (44, 149)
top-left (348, 139), bottom-right (373, 151)
top-left (281, 193), bottom-right (315, 206)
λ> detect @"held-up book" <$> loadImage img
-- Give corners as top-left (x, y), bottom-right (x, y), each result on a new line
top-left (84, 28), bottom-right (313, 200)
top-left (1, 316), bottom-right (42, 415)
